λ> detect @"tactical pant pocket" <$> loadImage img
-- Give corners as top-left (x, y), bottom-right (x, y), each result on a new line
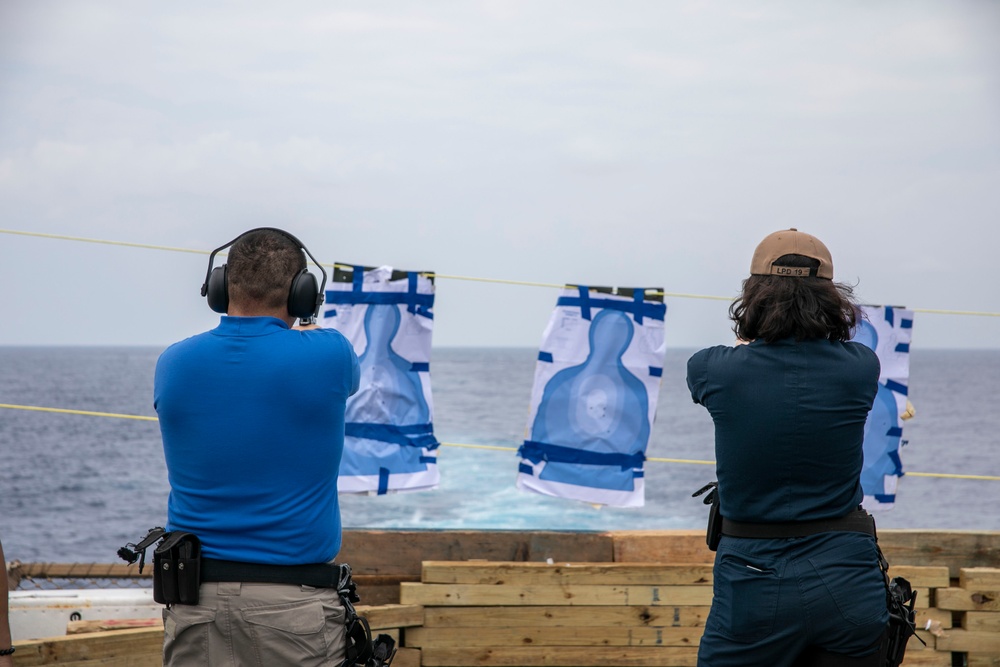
top-left (809, 537), bottom-right (887, 627)
top-left (714, 552), bottom-right (784, 643)
top-left (162, 605), bottom-right (216, 666)
top-left (242, 598), bottom-right (345, 667)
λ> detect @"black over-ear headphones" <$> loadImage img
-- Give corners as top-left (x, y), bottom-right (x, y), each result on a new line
top-left (200, 227), bottom-right (328, 320)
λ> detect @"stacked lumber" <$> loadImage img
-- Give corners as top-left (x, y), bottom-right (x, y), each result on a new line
top-left (400, 561), bottom-right (958, 667)
top-left (339, 529), bottom-right (616, 605)
top-left (935, 568), bottom-right (1000, 667)
top-left (401, 561), bottom-right (712, 666)
top-left (11, 604), bottom-right (423, 667)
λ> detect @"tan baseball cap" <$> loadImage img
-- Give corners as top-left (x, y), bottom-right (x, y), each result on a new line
top-left (750, 228), bottom-right (833, 280)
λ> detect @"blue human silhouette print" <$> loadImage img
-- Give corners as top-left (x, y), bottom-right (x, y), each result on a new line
top-left (347, 303), bottom-right (431, 427)
top-left (529, 309), bottom-right (649, 491)
top-left (322, 265), bottom-right (438, 494)
top-left (518, 286), bottom-right (666, 508)
top-left (852, 306), bottom-right (914, 509)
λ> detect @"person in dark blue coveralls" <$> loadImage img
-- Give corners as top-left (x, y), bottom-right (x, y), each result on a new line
top-left (687, 229), bottom-right (889, 667)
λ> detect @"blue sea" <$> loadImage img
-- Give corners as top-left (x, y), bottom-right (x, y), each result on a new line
top-left (1, 346), bottom-right (998, 563)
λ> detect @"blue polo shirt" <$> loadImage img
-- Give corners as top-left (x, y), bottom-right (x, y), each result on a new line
top-left (687, 338), bottom-right (879, 523)
top-left (155, 316), bottom-right (360, 565)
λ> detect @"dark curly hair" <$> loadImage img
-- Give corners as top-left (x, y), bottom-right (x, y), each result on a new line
top-left (730, 255), bottom-right (858, 343)
top-left (227, 229), bottom-right (306, 311)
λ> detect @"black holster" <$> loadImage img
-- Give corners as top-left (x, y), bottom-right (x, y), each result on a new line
top-left (153, 532), bottom-right (202, 605)
top-left (692, 482), bottom-right (722, 551)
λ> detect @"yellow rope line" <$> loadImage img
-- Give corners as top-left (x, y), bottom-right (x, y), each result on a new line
top-left (0, 228), bottom-right (210, 255)
top-left (0, 403), bottom-right (158, 421)
top-left (2, 403), bottom-right (997, 482)
top-left (3, 228), bottom-right (998, 314)
top-left (910, 308), bottom-right (1000, 318)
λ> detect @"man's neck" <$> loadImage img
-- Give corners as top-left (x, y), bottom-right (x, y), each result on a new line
top-left (227, 303), bottom-right (295, 328)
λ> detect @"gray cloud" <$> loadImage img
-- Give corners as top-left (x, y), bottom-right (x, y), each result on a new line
top-left (1, 0), bottom-right (998, 348)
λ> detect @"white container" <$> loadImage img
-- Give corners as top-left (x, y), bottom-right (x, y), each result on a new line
top-left (8, 588), bottom-right (161, 641)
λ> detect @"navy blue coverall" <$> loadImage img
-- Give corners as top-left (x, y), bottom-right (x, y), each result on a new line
top-left (687, 338), bottom-right (889, 667)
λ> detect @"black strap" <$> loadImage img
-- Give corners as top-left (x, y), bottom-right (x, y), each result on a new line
top-left (201, 558), bottom-right (345, 588)
top-left (721, 508), bottom-right (877, 539)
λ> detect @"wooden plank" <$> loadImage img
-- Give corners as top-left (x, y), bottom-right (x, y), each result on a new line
top-left (405, 625), bottom-right (702, 648)
top-left (59, 605), bottom-right (424, 633)
top-left (356, 604), bottom-right (424, 629)
top-left (967, 656), bottom-right (1000, 667)
top-left (908, 631), bottom-right (937, 651)
top-left (420, 562), bottom-right (713, 586)
top-left (67, 618), bottom-right (163, 635)
top-left (888, 566), bottom-right (951, 589)
top-left (915, 607), bottom-right (952, 630)
top-left (610, 530), bottom-right (1000, 576)
top-left (400, 583), bottom-right (713, 607)
top-left (961, 568), bottom-right (1000, 590)
top-left (21, 658), bottom-right (161, 667)
top-left (422, 605), bottom-right (711, 628)
top-left (12, 628), bottom-right (163, 666)
top-left (339, 530), bottom-right (615, 575)
top-left (877, 531), bottom-right (1000, 577)
top-left (964, 611), bottom-right (1000, 632)
top-left (611, 531), bottom-right (714, 565)
top-left (899, 652), bottom-right (957, 666)
top-left (9, 562), bottom-right (153, 580)
top-left (392, 647), bottom-right (421, 667)
top-left (420, 646), bottom-right (699, 666)
top-left (935, 628), bottom-right (1000, 653)
top-left (936, 588), bottom-right (1000, 612)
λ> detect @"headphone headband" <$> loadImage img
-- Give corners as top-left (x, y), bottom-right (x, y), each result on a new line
top-left (201, 227), bottom-right (327, 319)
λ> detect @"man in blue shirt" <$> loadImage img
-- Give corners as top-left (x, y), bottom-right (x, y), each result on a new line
top-left (155, 228), bottom-right (359, 666)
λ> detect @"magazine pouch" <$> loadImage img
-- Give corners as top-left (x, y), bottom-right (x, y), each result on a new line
top-left (692, 481), bottom-right (722, 551)
top-left (153, 532), bottom-right (202, 605)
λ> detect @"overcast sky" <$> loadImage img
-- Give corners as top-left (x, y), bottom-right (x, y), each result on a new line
top-left (1, 1), bottom-right (998, 349)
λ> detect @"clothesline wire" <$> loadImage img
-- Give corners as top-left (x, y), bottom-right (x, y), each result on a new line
top-left (2, 402), bottom-right (998, 483)
top-left (2, 227), bottom-right (999, 316)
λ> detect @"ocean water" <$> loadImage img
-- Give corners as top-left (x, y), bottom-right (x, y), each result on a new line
top-left (1, 346), bottom-right (998, 563)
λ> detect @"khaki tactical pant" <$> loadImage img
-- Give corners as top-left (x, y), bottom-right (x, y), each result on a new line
top-left (163, 581), bottom-right (347, 666)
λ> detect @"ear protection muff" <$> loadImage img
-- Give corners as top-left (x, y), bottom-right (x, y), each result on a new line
top-left (200, 227), bottom-right (327, 320)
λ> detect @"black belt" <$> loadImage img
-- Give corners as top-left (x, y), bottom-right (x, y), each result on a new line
top-left (201, 558), bottom-right (347, 588)
top-left (721, 508), bottom-right (877, 540)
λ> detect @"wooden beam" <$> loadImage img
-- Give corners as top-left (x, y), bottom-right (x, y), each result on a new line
top-left (420, 562), bottom-right (713, 586)
top-left (339, 530), bottom-right (615, 575)
top-left (967, 656), bottom-right (1000, 667)
top-left (355, 604), bottom-right (424, 629)
top-left (420, 645), bottom-right (700, 666)
top-left (405, 625), bottom-right (702, 648)
top-left (12, 627), bottom-right (163, 666)
top-left (392, 647), bottom-right (422, 667)
top-left (937, 588), bottom-right (1000, 612)
top-left (964, 611), bottom-right (1000, 632)
top-left (876, 531), bottom-right (1000, 577)
top-left (935, 628), bottom-right (1000, 653)
top-left (67, 618), bottom-right (162, 635)
top-left (961, 568), bottom-right (1000, 590)
top-left (608, 530), bottom-right (1000, 577)
top-left (421, 605), bottom-right (711, 628)
top-left (400, 583), bottom-right (714, 607)
top-left (610, 531), bottom-right (713, 565)
top-left (898, 652), bottom-right (960, 666)
top-left (887, 566), bottom-right (950, 589)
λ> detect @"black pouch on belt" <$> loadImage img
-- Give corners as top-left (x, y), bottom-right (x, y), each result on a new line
top-left (153, 532), bottom-right (202, 605)
top-left (692, 482), bottom-right (722, 551)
